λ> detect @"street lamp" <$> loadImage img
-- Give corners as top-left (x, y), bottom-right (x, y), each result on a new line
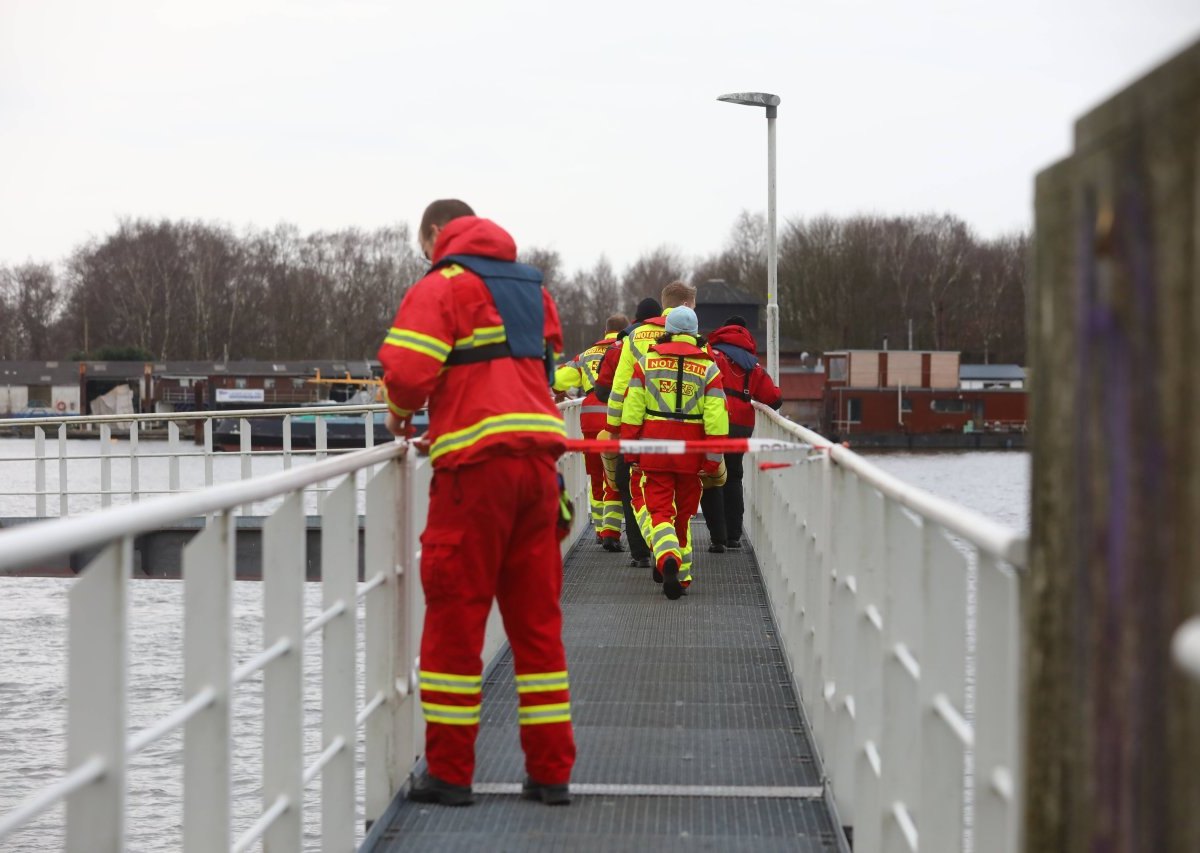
top-left (717, 91), bottom-right (780, 383)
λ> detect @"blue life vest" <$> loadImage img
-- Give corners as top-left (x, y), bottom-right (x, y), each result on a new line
top-left (433, 254), bottom-right (553, 382)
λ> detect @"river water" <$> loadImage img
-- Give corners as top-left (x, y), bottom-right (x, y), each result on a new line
top-left (0, 443), bottom-right (1029, 852)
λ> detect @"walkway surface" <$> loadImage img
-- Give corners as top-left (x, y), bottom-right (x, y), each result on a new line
top-left (365, 521), bottom-right (847, 852)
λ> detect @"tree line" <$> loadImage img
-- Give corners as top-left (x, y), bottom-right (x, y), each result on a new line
top-left (0, 212), bottom-right (1027, 365)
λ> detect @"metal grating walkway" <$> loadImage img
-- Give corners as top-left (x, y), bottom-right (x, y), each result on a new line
top-left (365, 519), bottom-right (847, 852)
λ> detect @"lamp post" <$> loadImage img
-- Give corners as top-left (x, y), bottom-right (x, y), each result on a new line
top-left (717, 91), bottom-right (780, 383)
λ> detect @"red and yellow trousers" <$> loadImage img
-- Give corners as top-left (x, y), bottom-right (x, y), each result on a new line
top-left (632, 469), bottom-right (700, 585)
top-left (583, 431), bottom-right (621, 540)
top-left (417, 454), bottom-right (576, 787)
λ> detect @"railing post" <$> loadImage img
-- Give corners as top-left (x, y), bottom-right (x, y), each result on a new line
top-left (58, 422), bottom-right (68, 517)
top-left (321, 475), bottom-right (358, 851)
top-left (974, 555), bottom-right (1021, 853)
top-left (168, 421), bottom-right (181, 494)
top-left (182, 511), bottom-right (234, 853)
top-left (283, 414), bottom-right (293, 470)
top-left (364, 457), bottom-right (400, 823)
top-left (100, 423), bottom-right (113, 508)
top-left (204, 419), bottom-right (214, 489)
top-left (65, 537), bottom-right (130, 853)
top-left (34, 425), bottom-right (46, 517)
top-left (240, 419), bottom-right (252, 515)
top-left (920, 523), bottom-right (969, 852)
top-left (129, 421), bottom-right (140, 503)
top-left (263, 492), bottom-right (304, 850)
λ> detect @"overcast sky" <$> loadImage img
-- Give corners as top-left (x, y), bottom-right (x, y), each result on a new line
top-left (2, 0), bottom-right (1199, 276)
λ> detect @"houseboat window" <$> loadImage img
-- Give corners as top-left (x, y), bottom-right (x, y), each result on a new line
top-left (847, 398), bottom-right (861, 423)
top-left (263, 378), bottom-right (275, 389)
top-left (292, 378), bottom-right (307, 389)
top-left (901, 397), bottom-right (912, 412)
top-left (829, 357), bottom-right (847, 382)
top-left (235, 378), bottom-right (248, 389)
top-left (931, 399), bottom-right (966, 413)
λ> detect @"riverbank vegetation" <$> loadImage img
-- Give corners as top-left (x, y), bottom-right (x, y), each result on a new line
top-left (0, 212), bottom-right (1027, 364)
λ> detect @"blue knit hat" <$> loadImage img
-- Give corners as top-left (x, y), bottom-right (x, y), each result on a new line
top-left (665, 306), bottom-right (698, 335)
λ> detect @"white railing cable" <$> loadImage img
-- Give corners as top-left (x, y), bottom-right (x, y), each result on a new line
top-left (0, 440), bottom-right (406, 571)
top-left (125, 688), bottom-right (218, 756)
top-left (0, 758), bottom-right (106, 843)
top-left (303, 599), bottom-right (349, 638)
top-left (231, 637), bottom-right (292, 686)
top-left (303, 736), bottom-right (348, 788)
top-left (231, 794), bottom-right (291, 853)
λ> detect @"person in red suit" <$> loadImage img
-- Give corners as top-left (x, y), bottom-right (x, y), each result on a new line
top-left (378, 199), bottom-right (575, 807)
top-left (700, 316), bottom-right (782, 550)
top-left (619, 306), bottom-right (729, 599)
top-left (553, 314), bottom-right (628, 550)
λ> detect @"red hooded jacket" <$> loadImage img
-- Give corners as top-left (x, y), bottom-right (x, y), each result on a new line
top-left (707, 325), bottom-right (782, 437)
top-left (377, 216), bottom-right (565, 468)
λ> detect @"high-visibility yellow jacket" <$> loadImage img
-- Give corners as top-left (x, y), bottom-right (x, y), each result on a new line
top-left (604, 313), bottom-right (670, 430)
top-left (619, 334), bottom-right (729, 473)
top-left (554, 332), bottom-right (619, 434)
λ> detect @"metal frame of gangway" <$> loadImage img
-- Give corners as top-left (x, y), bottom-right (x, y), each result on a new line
top-left (13, 396), bottom-right (1188, 851)
top-left (0, 403), bottom-right (389, 518)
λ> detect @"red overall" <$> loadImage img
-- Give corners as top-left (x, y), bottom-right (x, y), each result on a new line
top-left (619, 335), bottom-right (729, 587)
top-left (555, 334), bottom-right (622, 541)
top-left (377, 216), bottom-right (575, 787)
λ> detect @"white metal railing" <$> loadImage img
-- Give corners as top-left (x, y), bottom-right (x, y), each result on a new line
top-left (0, 400), bottom-right (587, 852)
top-left (748, 403), bottom-right (1027, 853)
top-left (0, 404), bottom-right (390, 517)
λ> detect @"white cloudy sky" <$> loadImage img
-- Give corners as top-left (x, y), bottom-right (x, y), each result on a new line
top-left (2, 0), bottom-right (1198, 274)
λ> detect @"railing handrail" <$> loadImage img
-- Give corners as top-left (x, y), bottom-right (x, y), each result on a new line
top-left (0, 402), bottom-right (387, 429)
top-left (0, 439), bottom-right (406, 572)
top-left (754, 403), bottom-right (1028, 567)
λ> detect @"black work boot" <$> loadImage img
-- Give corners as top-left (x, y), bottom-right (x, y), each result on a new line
top-left (708, 542), bottom-right (726, 553)
top-left (602, 538), bottom-right (625, 553)
top-left (407, 774), bottom-right (475, 806)
top-left (726, 538), bottom-right (742, 549)
top-left (662, 557), bottom-right (683, 600)
top-left (522, 776), bottom-right (571, 806)
top-left (630, 556), bottom-right (651, 569)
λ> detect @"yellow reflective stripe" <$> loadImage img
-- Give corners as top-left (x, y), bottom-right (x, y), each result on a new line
top-left (429, 412), bottom-right (566, 462)
top-left (439, 264), bottom-right (465, 279)
top-left (453, 325), bottom-right (507, 350)
top-left (515, 671), bottom-right (570, 694)
top-left (518, 702), bottom-right (571, 725)
top-left (421, 701), bottom-right (481, 725)
top-left (419, 671), bottom-right (483, 695)
top-left (384, 327), bottom-right (452, 361)
top-left (384, 389), bottom-right (412, 418)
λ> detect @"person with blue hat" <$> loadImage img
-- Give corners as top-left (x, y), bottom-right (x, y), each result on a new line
top-left (618, 305), bottom-right (729, 599)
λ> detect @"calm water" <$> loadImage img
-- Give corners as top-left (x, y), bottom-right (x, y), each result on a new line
top-left (0, 443), bottom-right (1028, 852)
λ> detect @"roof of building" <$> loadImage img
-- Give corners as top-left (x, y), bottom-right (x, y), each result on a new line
top-left (152, 360), bottom-right (376, 378)
top-left (0, 361), bottom-right (81, 385)
top-left (696, 279), bottom-right (764, 306)
top-left (959, 364), bottom-right (1026, 381)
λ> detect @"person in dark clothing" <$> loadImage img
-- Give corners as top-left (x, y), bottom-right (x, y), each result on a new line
top-left (700, 315), bottom-right (782, 550)
top-left (593, 297), bottom-right (661, 568)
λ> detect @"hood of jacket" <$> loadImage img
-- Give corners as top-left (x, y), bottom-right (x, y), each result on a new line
top-left (431, 216), bottom-right (518, 262)
top-left (708, 324), bottom-right (760, 371)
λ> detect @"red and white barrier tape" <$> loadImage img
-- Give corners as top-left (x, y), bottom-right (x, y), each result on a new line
top-left (563, 437), bottom-right (814, 455)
